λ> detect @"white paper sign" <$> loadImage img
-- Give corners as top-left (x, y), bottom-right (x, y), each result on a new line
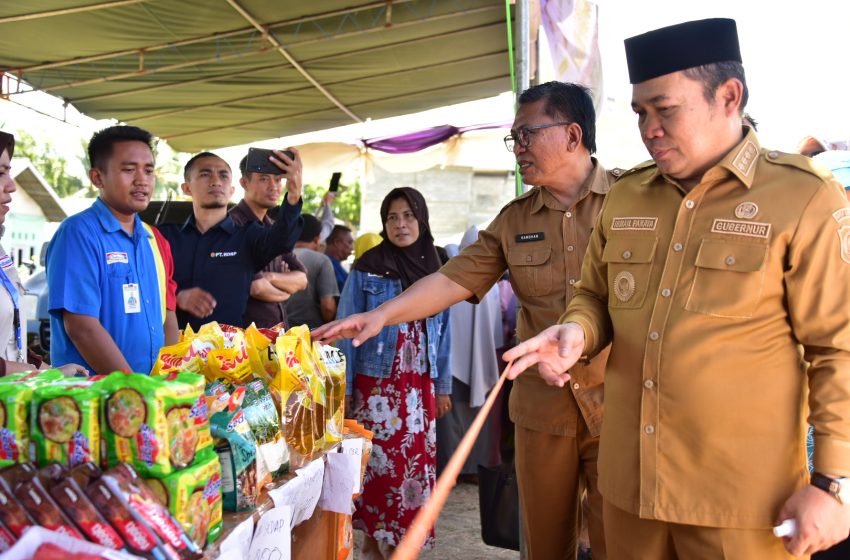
top-left (340, 438), bottom-right (365, 494)
top-left (318, 452), bottom-right (359, 514)
top-left (269, 458), bottom-right (325, 526)
top-left (217, 516), bottom-right (254, 560)
top-left (247, 506), bottom-right (292, 560)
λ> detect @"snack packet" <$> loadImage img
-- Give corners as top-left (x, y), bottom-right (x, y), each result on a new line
top-left (38, 463), bottom-right (125, 550)
top-left (0, 370), bottom-right (65, 467)
top-left (30, 381), bottom-right (100, 468)
top-left (315, 343), bottom-right (346, 448)
top-left (97, 372), bottom-right (211, 477)
top-left (0, 463), bottom-right (84, 540)
top-left (0, 471), bottom-right (34, 538)
top-left (206, 332), bottom-right (253, 384)
top-left (272, 331), bottom-right (319, 458)
top-left (209, 389), bottom-right (259, 511)
top-left (243, 379), bottom-right (288, 477)
top-left (244, 324), bottom-right (276, 381)
top-left (144, 450), bottom-right (223, 548)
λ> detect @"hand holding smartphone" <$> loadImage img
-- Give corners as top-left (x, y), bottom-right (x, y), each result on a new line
top-left (246, 147), bottom-right (295, 175)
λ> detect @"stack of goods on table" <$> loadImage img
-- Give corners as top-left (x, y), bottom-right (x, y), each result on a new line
top-left (152, 321), bottom-right (346, 515)
top-left (0, 321), bottom-right (348, 557)
top-left (0, 369), bottom-right (208, 558)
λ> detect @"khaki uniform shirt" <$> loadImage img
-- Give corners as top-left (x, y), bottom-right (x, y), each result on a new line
top-left (565, 128), bottom-right (850, 528)
top-left (441, 160), bottom-right (615, 436)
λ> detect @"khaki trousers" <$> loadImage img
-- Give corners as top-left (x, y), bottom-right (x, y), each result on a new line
top-left (603, 500), bottom-right (804, 560)
top-left (515, 419), bottom-right (604, 560)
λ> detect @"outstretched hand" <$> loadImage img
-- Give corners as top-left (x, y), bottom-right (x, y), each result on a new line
top-left (311, 309), bottom-right (387, 347)
top-left (502, 322), bottom-right (586, 386)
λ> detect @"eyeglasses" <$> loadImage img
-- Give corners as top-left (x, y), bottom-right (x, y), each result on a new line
top-left (504, 121), bottom-right (571, 151)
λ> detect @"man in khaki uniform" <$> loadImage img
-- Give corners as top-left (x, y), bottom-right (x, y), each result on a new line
top-left (315, 81), bottom-right (617, 559)
top-left (505, 18), bottom-right (850, 559)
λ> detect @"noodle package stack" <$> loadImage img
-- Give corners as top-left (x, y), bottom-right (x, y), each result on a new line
top-left (29, 380), bottom-right (101, 468)
top-left (0, 370), bottom-right (65, 467)
top-left (96, 372), bottom-right (212, 477)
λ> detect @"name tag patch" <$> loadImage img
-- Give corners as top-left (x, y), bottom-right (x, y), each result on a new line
top-left (515, 232), bottom-right (545, 243)
top-left (123, 283), bottom-right (140, 314)
top-left (833, 208), bottom-right (850, 223)
top-left (0, 256), bottom-right (13, 270)
top-left (611, 217), bottom-right (657, 231)
top-left (210, 251), bottom-right (238, 258)
top-left (710, 219), bottom-right (771, 238)
top-left (106, 252), bottom-right (129, 264)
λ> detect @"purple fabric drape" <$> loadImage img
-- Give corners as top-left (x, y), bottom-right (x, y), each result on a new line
top-left (362, 122), bottom-right (510, 154)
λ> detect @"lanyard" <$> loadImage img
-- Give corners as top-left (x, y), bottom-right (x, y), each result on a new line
top-left (0, 262), bottom-right (23, 361)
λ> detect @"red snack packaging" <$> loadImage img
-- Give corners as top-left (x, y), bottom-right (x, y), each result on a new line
top-left (102, 464), bottom-right (201, 559)
top-left (32, 542), bottom-right (106, 560)
top-left (86, 473), bottom-right (180, 560)
top-left (0, 475), bottom-right (34, 538)
top-left (0, 463), bottom-right (84, 540)
top-left (39, 464), bottom-right (126, 551)
top-left (0, 519), bottom-right (15, 552)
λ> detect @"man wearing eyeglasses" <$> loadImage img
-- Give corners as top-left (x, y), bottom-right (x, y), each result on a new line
top-left (314, 81), bottom-right (619, 559)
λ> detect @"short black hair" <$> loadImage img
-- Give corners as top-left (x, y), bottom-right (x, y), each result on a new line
top-left (238, 155), bottom-right (249, 179)
top-left (518, 81), bottom-right (597, 154)
top-left (683, 61), bottom-right (748, 114)
top-left (88, 125), bottom-right (154, 171)
top-left (326, 225), bottom-right (352, 245)
top-left (0, 131), bottom-right (14, 158)
top-left (299, 214), bottom-right (322, 242)
top-left (183, 151), bottom-right (227, 181)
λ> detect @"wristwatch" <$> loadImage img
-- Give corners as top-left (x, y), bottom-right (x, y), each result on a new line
top-left (811, 472), bottom-right (850, 504)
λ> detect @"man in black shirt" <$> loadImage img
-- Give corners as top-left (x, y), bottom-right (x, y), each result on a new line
top-left (159, 150), bottom-right (302, 331)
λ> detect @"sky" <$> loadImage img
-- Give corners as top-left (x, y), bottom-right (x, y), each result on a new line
top-left (1, 0), bottom-right (848, 180)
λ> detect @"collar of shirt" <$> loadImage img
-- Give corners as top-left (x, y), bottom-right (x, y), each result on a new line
top-left (231, 199), bottom-right (273, 227)
top-left (91, 197), bottom-right (150, 243)
top-left (530, 157), bottom-right (609, 214)
top-left (643, 126), bottom-right (762, 191)
top-left (180, 211), bottom-right (237, 235)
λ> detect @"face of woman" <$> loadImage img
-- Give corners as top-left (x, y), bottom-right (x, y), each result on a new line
top-left (384, 197), bottom-right (420, 248)
top-left (0, 149), bottom-right (16, 226)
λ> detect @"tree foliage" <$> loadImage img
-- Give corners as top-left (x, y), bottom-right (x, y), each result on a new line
top-left (13, 129), bottom-right (88, 197)
top-left (300, 178), bottom-right (362, 229)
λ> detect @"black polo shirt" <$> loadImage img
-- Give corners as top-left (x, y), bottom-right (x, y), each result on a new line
top-left (159, 199), bottom-right (302, 331)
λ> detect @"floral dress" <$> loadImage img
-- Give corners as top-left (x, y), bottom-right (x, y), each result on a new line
top-left (351, 319), bottom-right (437, 549)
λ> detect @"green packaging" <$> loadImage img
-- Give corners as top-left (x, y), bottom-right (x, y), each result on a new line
top-left (145, 449), bottom-right (223, 547)
top-left (0, 370), bottom-right (65, 467)
top-left (95, 371), bottom-right (212, 477)
top-left (209, 388), bottom-right (259, 511)
top-left (30, 380), bottom-right (100, 467)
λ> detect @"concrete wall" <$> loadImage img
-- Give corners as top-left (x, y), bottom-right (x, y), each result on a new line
top-left (360, 165), bottom-right (517, 246)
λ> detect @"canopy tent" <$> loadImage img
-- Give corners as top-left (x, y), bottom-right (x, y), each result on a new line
top-left (0, 0), bottom-right (513, 153)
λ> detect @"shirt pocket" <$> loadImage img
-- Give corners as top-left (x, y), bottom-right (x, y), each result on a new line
top-left (507, 245), bottom-right (553, 297)
top-left (602, 236), bottom-right (657, 309)
top-left (685, 238), bottom-right (768, 319)
top-left (362, 278), bottom-right (388, 309)
top-left (106, 262), bottom-right (132, 282)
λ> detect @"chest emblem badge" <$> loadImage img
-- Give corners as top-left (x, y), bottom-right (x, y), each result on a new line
top-left (735, 202), bottom-right (759, 219)
top-left (613, 271), bottom-right (636, 303)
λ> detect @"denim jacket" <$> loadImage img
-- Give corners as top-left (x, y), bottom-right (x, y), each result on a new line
top-left (336, 269), bottom-right (452, 396)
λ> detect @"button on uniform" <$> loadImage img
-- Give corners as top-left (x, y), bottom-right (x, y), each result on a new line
top-left (623, 250), bottom-right (632, 260)
top-left (685, 200), bottom-right (695, 209)
top-left (649, 331), bottom-right (659, 341)
top-left (673, 243), bottom-right (683, 252)
top-left (661, 288), bottom-right (671, 297)
top-left (725, 256), bottom-right (736, 266)
top-left (644, 425), bottom-right (655, 434)
top-left (644, 379), bottom-right (655, 389)
top-left (573, 383), bottom-right (580, 390)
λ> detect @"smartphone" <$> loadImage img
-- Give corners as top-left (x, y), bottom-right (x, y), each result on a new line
top-left (329, 172), bottom-right (342, 192)
top-left (246, 147), bottom-right (294, 175)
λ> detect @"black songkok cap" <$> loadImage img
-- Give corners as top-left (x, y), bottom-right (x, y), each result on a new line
top-left (625, 18), bottom-right (742, 84)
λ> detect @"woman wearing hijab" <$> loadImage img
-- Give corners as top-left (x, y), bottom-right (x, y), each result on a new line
top-left (336, 187), bottom-right (451, 558)
top-left (0, 131), bottom-right (86, 376)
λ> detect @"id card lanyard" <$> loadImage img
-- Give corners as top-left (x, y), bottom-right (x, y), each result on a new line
top-left (0, 266), bottom-right (23, 363)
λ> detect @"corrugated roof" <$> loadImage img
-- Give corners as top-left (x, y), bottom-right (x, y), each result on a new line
top-left (10, 159), bottom-right (69, 222)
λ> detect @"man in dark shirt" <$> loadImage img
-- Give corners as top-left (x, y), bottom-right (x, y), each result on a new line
top-left (159, 150), bottom-right (302, 331)
top-left (324, 224), bottom-right (353, 292)
top-left (230, 153), bottom-right (307, 328)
